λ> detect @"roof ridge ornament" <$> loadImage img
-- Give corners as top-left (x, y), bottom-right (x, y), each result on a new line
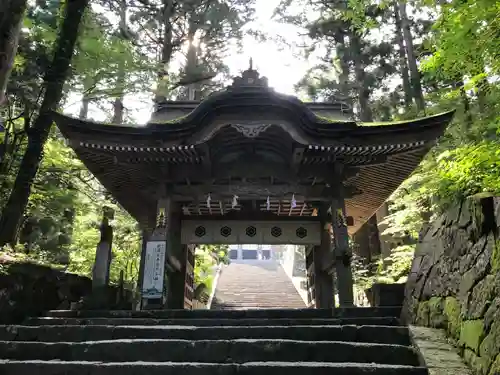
top-left (229, 57), bottom-right (269, 89)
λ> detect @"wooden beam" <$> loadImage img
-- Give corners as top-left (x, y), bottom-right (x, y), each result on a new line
top-left (169, 183), bottom-right (346, 201)
top-left (180, 212), bottom-right (321, 222)
top-left (159, 161), bottom-right (342, 183)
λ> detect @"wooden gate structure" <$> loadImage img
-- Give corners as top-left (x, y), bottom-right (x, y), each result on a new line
top-left (53, 65), bottom-right (454, 309)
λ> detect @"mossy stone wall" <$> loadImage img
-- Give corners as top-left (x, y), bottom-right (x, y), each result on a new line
top-left (404, 197), bottom-right (500, 375)
top-left (0, 260), bottom-right (132, 323)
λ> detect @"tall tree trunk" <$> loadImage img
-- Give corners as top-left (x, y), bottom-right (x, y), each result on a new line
top-left (350, 32), bottom-right (373, 122)
top-left (398, 1), bottom-right (425, 113)
top-left (0, 0), bottom-right (27, 105)
top-left (185, 22), bottom-right (199, 101)
top-left (452, 77), bottom-right (473, 131)
top-left (155, 0), bottom-right (175, 103)
top-left (336, 33), bottom-right (351, 112)
top-left (475, 72), bottom-right (489, 113)
top-left (79, 93), bottom-right (90, 119)
top-left (393, 1), bottom-right (412, 108)
top-left (112, 75), bottom-right (125, 123)
top-left (0, 0), bottom-right (89, 246)
top-left (348, 30), bottom-right (383, 265)
top-left (112, 0), bottom-right (127, 124)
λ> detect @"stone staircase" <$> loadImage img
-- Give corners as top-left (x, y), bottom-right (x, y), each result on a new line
top-left (0, 307), bottom-right (428, 374)
top-left (212, 260), bottom-right (306, 309)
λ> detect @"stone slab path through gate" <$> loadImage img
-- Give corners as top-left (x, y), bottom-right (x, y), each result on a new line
top-left (211, 260), bottom-right (306, 309)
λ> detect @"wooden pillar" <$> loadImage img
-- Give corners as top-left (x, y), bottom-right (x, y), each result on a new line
top-left (137, 230), bottom-right (149, 310)
top-left (304, 245), bottom-right (315, 307)
top-left (166, 244), bottom-right (187, 309)
top-left (165, 204), bottom-right (183, 308)
top-left (313, 209), bottom-right (334, 308)
top-left (331, 197), bottom-right (354, 306)
top-left (92, 206), bottom-right (114, 289)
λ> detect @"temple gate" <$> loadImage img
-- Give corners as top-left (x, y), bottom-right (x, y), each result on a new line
top-left (53, 64), bottom-right (454, 310)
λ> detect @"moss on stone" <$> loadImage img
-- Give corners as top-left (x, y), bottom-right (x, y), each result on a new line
top-left (416, 301), bottom-right (430, 326)
top-left (316, 115), bottom-right (350, 124)
top-left (428, 297), bottom-right (446, 328)
top-left (463, 348), bottom-right (490, 375)
top-left (466, 274), bottom-right (499, 320)
top-left (357, 111), bottom-right (454, 126)
top-left (479, 321), bottom-right (500, 369)
top-left (491, 240), bottom-right (500, 272)
top-left (460, 320), bottom-right (485, 353)
top-left (488, 353), bottom-right (500, 375)
top-left (445, 297), bottom-right (463, 339)
top-left (148, 115), bottom-right (187, 125)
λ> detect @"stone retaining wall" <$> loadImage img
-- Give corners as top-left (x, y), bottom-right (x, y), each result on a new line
top-left (0, 260), bottom-right (131, 323)
top-left (403, 196), bottom-right (500, 375)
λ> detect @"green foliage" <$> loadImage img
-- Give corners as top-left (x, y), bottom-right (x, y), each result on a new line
top-left (433, 143), bottom-right (500, 203)
top-left (194, 245), bottom-right (229, 291)
top-left (1, 134), bottom-right (141, 284)
top-left (352, 244), bottom-right (415, 290)
top-left (1, 0), bottom-right (250, 291)
top-left (420, 0), bottom-right (500, 79)
top-left (68, 200), bottom-right (140, 285)
top-left (1, 0), bottom-right (498, 300)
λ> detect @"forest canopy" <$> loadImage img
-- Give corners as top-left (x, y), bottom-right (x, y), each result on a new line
top-left (0, 0), bottom-right (498, 290)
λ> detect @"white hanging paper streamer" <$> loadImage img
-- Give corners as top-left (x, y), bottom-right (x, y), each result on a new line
top-left (206, 193), bottom-right (211, 208)
top-left (232, 195), bottom-right (239, 208)
top-left (291, 194), bottom-right (297, 209)
top-left (266, 196), bottom-right (270, 211)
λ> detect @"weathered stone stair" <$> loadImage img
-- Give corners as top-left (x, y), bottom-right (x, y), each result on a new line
top-left (0, 307), bottom-right (428, 374)
top-left (212, 260), bottom-right (306, 309)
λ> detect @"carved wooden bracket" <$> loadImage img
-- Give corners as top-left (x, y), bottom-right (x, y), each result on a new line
top-left (231, 123), bottom-right (271, 138)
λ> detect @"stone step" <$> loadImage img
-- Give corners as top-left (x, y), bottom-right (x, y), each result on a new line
top-left (0, 361), bottom-right (429, 375)
top-left (0, 339), bottom-right (421, 365)
top-left (41, 307), bottom-right (402, 319)
top-left (0, 325), bottom-right (412, 345)
top-left (210, 303), bottom-right (310, 309)
top-left (25, 316), bottom-right (403, 327)
top-left (212, 262), bottom-right (306, 309)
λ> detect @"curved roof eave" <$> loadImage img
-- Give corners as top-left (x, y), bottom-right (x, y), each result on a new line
top-left (52, 109), bottom-right (455, 148)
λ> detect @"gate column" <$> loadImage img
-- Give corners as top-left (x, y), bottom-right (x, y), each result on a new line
top-left (166, 204), bottom-right (185, 309)
top-left (331, 197), bottom-right (354, 306)
top-left (137, 229), bottom-right (150, 310)
top-left (313, 206), bottom-right (334, 308)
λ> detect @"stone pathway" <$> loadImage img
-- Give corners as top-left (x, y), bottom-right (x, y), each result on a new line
top-left (0, 307), bottom-right (429, 374)
top-left (211, 260), bottom-right (306, 309)
top-left (410, 325), bottom-right (473, 375)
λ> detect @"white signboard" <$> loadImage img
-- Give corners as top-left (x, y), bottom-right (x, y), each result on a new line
top-left (142, 241), bottom-right (166, 299)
